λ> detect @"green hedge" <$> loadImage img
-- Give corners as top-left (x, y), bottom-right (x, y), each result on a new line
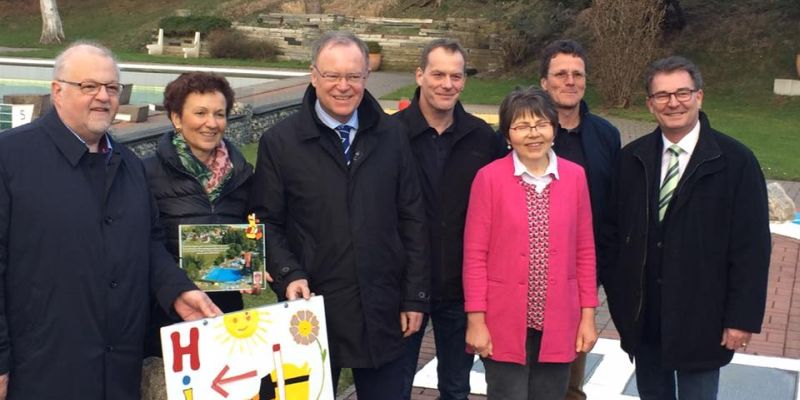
top-left (159, 16), bottom-right (231, 36)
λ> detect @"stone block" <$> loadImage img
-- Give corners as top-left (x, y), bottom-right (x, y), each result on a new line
top-left (140, 357), bottom-right (167, 400)
top-left (768, 182), bottom-right (797, 222)
top-left (774, 79), bottom-right (800, 96)
top-left (117, 105), bottom-right (149, 123)
top-left (3, 94), bottom-right (51, 118)
top-left (119, 83), bottom-right (133, 105)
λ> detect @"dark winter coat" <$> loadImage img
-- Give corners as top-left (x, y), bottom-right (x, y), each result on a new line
top-left (0, 110), bottom-right (196, 399)
top-left (570, 101), bottom-right (621, 252)
top-left (248, 85), bottom-right (428, 368)
top-left (142, 132), bottom-right (254, 357)
top-left (391, 88), bottom-right (506, 302)
top-left (600, 112), bottom-right (771, 370)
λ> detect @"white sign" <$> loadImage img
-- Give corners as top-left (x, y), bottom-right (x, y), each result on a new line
top-left (11, 104), bottom-right (34, 128)
top-left (161, 296), bottom-right (333, 400)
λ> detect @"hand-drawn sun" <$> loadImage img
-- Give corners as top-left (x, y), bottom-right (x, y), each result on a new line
top-left (215, 309), bottom-right (271, 355)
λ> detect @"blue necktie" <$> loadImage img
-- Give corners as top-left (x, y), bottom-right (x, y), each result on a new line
top-left (335, 124), bottom-right (353, 163)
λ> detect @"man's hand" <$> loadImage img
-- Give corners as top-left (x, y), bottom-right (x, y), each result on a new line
top-left (285, 279), bottom-right (311, 300)
top-left (721, 328), bottom-right (753, 351)
top-left (400, 311), bottom-right (423, 337)
top-left (0, 373), bottom-right (8, 400)
top-left (466, 312), bottom-right (493, 358)
top-left (173, 290), bottom-right (222, 321)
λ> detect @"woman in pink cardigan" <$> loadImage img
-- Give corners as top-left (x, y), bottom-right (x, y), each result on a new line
top-left (464, 87), bottom-right (598, 399)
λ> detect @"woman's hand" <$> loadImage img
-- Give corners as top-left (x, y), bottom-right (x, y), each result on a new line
top-left (466, 312), bottom-right (493, 358)
top-left (575, 307), bottom-right (597, 353)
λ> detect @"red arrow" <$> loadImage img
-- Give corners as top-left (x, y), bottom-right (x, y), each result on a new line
top-left (210, 364), bottom-right (259, 397)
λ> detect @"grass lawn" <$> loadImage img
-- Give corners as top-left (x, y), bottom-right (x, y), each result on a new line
top-left (0, 0), bottom-right (308, 69)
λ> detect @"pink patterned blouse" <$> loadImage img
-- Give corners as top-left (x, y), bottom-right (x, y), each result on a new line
top-left (519, 179), bottom-right (551, 330)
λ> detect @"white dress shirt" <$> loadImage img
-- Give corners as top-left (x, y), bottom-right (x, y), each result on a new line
top-left (315, 100), bottom-right (359, 144)
top-left (660, 120), bottom-right (700, 187)
top-left (512, 149), bottom-right (560, 193)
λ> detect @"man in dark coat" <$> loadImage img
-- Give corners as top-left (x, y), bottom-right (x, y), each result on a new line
top-left (248, 31), bottom-right (428, 399)
top-left (0, 42), bottom-right (220, 400)
top-left (600, 56), bottom-right (770, 399)
top-left (539, 39), bottom-right (620, 400)
top-left (392, 38), bottom-right (505, 400)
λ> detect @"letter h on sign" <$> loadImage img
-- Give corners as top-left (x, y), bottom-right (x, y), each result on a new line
top-left (170, 327), bottom-right (201, 372)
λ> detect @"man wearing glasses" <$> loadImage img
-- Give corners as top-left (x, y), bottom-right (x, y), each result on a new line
top-left (249, 31), bottom-right (427, 399)
top-left (539, 39), bottom-right (620, 400)
top-left (600, 56), bottom-right (770, 399)
top-left (0, 42), bottom-right (220, 399)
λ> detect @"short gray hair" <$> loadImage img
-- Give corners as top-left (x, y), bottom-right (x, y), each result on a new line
top-left (311, 31), bottom-right (369, 71)
top-left (419, 38), bottom-right (466, 72)
top-left (53, 41), bottom-right (120, 80)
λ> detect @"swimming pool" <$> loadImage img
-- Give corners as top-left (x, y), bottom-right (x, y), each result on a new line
top-left (0, 59), bottom-right (307, 106)
top-left (1, 78), bottom-right (165, 104)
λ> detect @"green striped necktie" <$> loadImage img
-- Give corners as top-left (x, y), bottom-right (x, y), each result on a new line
top-left (658, 145), bottom-right (682, 221)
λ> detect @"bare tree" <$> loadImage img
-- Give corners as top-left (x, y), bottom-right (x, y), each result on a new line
top-left (39, 0), bottom-right (65, 44)
top-left (587, 0), bottom-right (664, 108)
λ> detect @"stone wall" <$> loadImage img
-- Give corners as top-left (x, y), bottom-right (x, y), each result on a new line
top-left (119, 100), bottom-right (301, 158)
top-left (233, 13), bottom-right (506, 72)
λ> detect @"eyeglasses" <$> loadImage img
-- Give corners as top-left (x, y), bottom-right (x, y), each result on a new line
top-left (648, 89), bottom-right (698, 104)
top-left (57, 80), bottom-right (124, 96)
top-left (509, 121), bottom-right (552, 135)
top-left (549, 71), bottom-right (586, 81)
top-left (312, 65), bottom-right (368, 84)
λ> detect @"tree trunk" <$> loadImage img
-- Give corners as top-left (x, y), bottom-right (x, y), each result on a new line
top-left (39, 0), bottom-right (65, 44)
top-left (303, 0), bottom-right (321, 14)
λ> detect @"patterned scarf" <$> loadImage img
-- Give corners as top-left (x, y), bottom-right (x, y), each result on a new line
top-left (172, 132), bottom-right (233, 203)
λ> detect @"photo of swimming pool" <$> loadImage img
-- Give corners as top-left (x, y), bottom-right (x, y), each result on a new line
top-left (179, 223), bottom-right (266, 292)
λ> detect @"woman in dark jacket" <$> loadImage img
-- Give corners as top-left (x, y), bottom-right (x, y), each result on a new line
top-left (142, 71), bottom-right (257, 357)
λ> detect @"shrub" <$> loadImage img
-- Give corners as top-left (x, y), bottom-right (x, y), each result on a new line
top-left (207, 29), bottom-right (282, 61)
top-left (498, 1), bottom-right (580, 68)
top-left (366, 41), bottom-right (382, 54)
top-left (159, 16), bottom-right (232, 36)
top-left (586, 0), bottom-right (665, 108)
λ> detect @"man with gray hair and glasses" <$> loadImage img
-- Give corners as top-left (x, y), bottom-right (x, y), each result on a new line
top-left (0, 41), bottom-right (221, 399)
top-left (600, 55), bottom-right (770, 399)
top-left (249, 31), bottom-right (428, 398)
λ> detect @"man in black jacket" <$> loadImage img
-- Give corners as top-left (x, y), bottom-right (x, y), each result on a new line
top-left (393, 38), bottom-right (505, 400)
top-left (539, 39), bottom-right (620, 400)
top-left (0, 42), bottom-right (220, 400)
top-left (601, 56), bottom-right (770, 399)
top-left (248, 31), bottom-right (428, 399)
